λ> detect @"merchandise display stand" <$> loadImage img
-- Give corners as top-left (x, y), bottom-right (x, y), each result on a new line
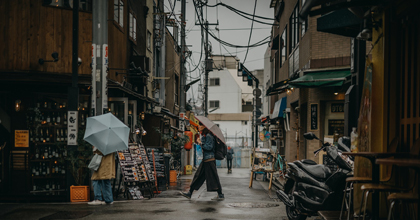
top-left (147, 148), bottom-right (166, 191)
top-left (249, 148), bottom-right (275, 190)
top-left (115, 143), bottom-right (155, 199)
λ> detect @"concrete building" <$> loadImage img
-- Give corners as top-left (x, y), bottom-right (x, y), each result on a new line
top-left (207, 55), bottom-right (253, 148)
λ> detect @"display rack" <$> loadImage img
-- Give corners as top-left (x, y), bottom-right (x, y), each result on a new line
top-left (147, 148), bottom-right (166, 191)
top-left (27, 99), bottom-right (70, 197)
top-left (116, 143), bottom-right (154, 199)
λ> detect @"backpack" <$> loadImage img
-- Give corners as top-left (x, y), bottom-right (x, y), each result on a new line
top-left (214, 138), bottom-right (227, 160)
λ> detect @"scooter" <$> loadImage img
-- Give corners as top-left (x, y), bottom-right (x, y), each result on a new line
top-left (276, 132), bottom-right (353, 220)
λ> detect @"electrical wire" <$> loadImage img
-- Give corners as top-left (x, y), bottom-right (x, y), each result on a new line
top-left (193, 0), bottom-right (269, 49)
top-left (203, 2), bottom-right (276, 25)
top-left (243, 0), bottom-right (257, 63)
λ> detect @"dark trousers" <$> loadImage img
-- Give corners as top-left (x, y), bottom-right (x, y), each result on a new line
top-left (190, 160), bottom-right (222, 193)
top-left (227, 159), bottom-right (232, 170)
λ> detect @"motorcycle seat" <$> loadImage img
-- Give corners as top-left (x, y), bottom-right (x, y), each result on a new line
top-left (295, 161), bottom-right (332, 180)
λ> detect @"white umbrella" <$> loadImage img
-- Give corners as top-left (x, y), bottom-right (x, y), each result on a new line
top-left (83, 113), bottom-right (130, 155)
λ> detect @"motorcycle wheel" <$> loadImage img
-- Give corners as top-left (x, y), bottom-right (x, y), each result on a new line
top-left (284, 179), bottom-right (307, 220)
top-left (286, 205), bottom-right (307, 220)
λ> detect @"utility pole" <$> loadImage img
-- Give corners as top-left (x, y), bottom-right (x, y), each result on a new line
top-left (204, 21), bottom-right (209, 117)
top-left (92, 0), bottom-right (108, 116)
top-left (193, 1), bottom-right (217, 116)
top-left (180, 0), bottom-right (186, 116)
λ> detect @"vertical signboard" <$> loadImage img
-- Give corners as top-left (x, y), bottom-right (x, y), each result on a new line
top-left (310, 103), bottom-right (318, 130)
top-left (67, 111), bottom-right (78, 145)
top-left (91, 44), bottom-right (96, 116)
top-left (15, 130), bottom-right (29, 147)
top-left (102, 44), bottom-right (108, 113)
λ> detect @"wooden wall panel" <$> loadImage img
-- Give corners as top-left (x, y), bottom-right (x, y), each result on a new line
top-left (61, 9), bottom-right (72, 74)
top-left (108, 0), bottom-right (128, 83)
top-left (78, 12), bottom-right (92, 75)
top-left (9, 0), bottom-right (18, 70)
top-left (29, 1), bottom-right (41, 70)
top-left (21, 0), bottom-right (29, 70)
top-left (53, 8), bottom-right (62, 74)
top-left (1, 2), bottom-right (93, 75)
top-left (38, 4), bottom-right (47, 72)
top-left (45, 7), bottom-right (55, 73)
top-left (0, 1), bottom-right (8, 70)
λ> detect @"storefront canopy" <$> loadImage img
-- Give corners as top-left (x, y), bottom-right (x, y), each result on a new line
top-left (271, 97), bottom-right (287, 119)
top-left (288, 69), bottom-right (351, 88)
top-left (266, 79), bottom-right (290, 96)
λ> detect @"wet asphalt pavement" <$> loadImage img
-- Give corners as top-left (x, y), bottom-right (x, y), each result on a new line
top-left (0, 168), bottom-right (321, 220)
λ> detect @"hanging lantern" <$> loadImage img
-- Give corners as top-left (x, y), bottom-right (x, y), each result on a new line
top-left (184, 131), bottom-right (193, 151)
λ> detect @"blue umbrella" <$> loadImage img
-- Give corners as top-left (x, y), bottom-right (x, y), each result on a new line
top-left (83, 113), bottom-right (130, 155)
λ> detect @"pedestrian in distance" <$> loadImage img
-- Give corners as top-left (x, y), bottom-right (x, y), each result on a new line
top-left (180, 122), bottom-right (224, 200)
top-left (88, 146), bottom-right (116, 205)
top-left (226, 146), bottom-right (234, 173)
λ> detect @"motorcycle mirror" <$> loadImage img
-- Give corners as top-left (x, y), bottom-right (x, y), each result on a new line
top-left (304, 132), bottom-right (318, 140)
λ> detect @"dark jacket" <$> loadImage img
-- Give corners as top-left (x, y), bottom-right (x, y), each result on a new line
top-left (201, 133), bottom-right (215, 160)
top-left (227, 148), bottom-right (234, 160)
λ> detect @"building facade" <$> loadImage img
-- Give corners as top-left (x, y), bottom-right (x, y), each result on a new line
top-left (266, 0), bottom-right (354, 163)
top-left (0, 0), bottom-right (181, 201)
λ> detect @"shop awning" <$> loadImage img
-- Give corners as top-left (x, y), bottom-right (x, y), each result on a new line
top-left (266, 79), bottom-right (290, 96)
top-left (317, 8), bottom-right (362, 38)
top-left (271, 97), bottom-right (287, 119)
top-left (288, 69), bottom-right (351, 88)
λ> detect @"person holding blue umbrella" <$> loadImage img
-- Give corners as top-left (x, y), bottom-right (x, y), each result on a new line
top-left (84, 113), bottom-right (130, 205)
top-left (88, 146), bottom-right (116, 205)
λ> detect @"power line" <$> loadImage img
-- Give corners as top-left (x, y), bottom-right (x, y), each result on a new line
top-left (243, 0), bottom-right (257, 63)
top-left (188, 27), bottom-right (271, 31)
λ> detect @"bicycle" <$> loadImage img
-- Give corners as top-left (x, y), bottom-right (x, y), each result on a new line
top-left (274, 154), bottom-right (287, 178)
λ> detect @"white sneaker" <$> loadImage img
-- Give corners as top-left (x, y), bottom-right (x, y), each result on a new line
top-left (88, 200), bottom-right (105, 205)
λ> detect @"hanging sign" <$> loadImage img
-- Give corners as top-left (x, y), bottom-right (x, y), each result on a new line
top-left (15, 130), bottom-right (29, 147)
top-left (67, 111), bottom-right (78, 145)
top-left (91, 44), bottom-right (96, 114)
top-left (102, 44), bottom-right (108, 112)
top-left (310, 103), bottom-right (318, 130)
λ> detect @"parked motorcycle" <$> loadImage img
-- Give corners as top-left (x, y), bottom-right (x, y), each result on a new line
top-left (276, 132), bottom-right (353, 220)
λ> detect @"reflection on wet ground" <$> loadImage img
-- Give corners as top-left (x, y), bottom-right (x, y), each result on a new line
top-left (226, 203), bottom-right (279, 208)
top-left (198, 207), bottom-right (217, 213)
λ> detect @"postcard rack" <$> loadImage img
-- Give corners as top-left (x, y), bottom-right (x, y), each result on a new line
top-left (115, 143), bottom-right (155, 199)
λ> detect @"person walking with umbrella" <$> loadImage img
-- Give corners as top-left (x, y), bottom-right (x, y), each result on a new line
top-left (83, 113), bottom-right (130, 205)
top-left (180, 120), bottom-right (224, 200)
top-left (88, 146), bottom-right (116, 205)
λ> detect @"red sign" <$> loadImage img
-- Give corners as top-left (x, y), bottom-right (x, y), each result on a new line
top-left (91, 45), bottom-right (94, 57)
top-left (105, 46), bottom-right (108, 58)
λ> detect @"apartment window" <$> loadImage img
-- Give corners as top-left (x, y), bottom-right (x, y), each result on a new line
top-left (242, 121), bottom-right (248, 125)
top-left (281, 27), bottom-right (287, 66)
top-left (175, 75), bottom-right (179, 105)
top-left (129, 11), bottom-right (137, 41)
top-left (147, 31), bottom-right (152, 50)
top-left (289, 5), bottom-right (299, 54)
top-left (114, 0), bottom-right (124, 28)
top-left (210, 78), bottom-right (220, 86)
top-left (210, 101), bottom-right (220, 108)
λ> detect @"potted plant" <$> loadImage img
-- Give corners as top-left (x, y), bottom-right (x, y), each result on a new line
top-left (155, 128), bottom-right (189, 163)
top-left (57, 129), bottom-right (92, 202)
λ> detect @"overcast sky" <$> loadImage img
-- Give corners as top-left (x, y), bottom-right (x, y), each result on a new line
top-left (165, 0), bottom-right (273, 103)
